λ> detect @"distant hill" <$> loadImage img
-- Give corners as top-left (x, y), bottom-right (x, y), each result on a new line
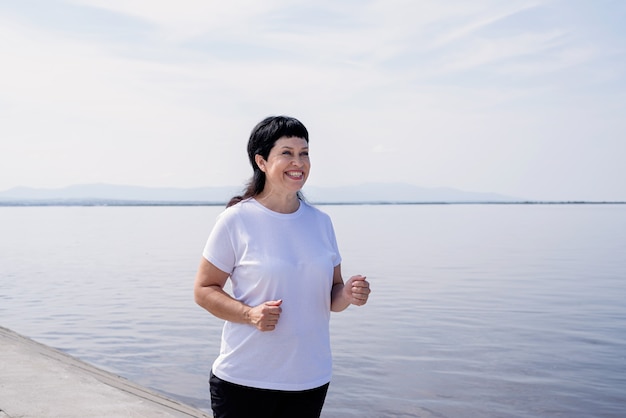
top-left (303, 183), bottom-right (518, 203)
top-left (0, 183), bottom-right (521, 205)
top-left (0, 184), bottom-right (240, 204)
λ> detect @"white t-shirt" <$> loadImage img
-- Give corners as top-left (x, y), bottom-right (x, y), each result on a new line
top-left (202, 198), bottom-right (342, 391)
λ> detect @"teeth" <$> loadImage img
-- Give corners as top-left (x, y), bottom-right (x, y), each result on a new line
top-left (286, 171), bottom-right (303, 178)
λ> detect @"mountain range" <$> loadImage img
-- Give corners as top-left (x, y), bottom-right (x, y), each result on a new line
top-left (0, 183), bottom-right (521, 205)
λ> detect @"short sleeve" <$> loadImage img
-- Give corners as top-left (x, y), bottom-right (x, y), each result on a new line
top-left (202, 212), bottom-right (236, 274)
top-left (327, 217), bottom-right (342, 267)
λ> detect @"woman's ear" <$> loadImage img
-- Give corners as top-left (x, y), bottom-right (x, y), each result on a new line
top-left (255, 154), bottom-right (266, 172)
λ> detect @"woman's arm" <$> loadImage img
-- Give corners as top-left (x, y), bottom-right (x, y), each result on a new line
top-left (330, 263), bottom-right (371, 312)
top-left (194, 258), bottom-right (282, 331)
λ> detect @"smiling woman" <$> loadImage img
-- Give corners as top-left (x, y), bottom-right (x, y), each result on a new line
top-left (254, 136), bottom-right (310, 213)
top-left (193, 116), bottom-right (371, 418)
top-left (226, 116), bottom-right (310, 209)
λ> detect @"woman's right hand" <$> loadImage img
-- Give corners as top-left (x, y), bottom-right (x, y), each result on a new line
top-left (246, 300), bottom-right (282, 332)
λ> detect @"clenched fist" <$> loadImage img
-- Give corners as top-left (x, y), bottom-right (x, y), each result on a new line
top-left (246, 299), bottom-right (283, 331)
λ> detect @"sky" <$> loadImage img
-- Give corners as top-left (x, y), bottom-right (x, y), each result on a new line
top-left (1, 0), bottom-right (625, 200)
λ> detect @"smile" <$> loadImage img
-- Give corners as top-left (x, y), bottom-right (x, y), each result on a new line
top-left (285, 171), bottom-right (304, 179)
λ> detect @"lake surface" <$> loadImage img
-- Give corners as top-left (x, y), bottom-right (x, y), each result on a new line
top-left (1, 204), bottom-right (625, 417)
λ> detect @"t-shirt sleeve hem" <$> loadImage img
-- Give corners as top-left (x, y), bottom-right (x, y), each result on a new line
top-left (202, 252), bottom-right (233, 275)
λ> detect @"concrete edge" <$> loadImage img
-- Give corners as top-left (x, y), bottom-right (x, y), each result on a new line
top-left (0, 326), bottom-right (211, 417)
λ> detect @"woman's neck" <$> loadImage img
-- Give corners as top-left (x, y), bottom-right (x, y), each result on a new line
top-left (254, 190), bottom-right (301, 214)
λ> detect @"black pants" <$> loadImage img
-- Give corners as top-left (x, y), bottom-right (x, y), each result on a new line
top-left (209, 372), bottom-right (329, 418)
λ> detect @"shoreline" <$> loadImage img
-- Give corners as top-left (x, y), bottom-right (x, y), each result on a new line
top-left (0, 326), bottom-right (210, 418)
top-left (0, 200), bottom-right (625, 207)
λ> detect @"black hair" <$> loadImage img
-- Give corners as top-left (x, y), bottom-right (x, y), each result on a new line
top-left (227, 116), bottom-right (309, 207)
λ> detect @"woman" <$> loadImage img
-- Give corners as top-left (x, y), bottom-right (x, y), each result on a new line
top-left (194, 115), bottom-right (371, 418)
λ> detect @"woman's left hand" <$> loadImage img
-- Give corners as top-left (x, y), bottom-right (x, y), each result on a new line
top-left (344, 275), bottom-right (371, 306)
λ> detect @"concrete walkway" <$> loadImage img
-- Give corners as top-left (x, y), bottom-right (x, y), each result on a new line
top-left (0, 326), bottom-right (211, 418)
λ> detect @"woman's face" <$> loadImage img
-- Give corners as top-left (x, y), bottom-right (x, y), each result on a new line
top-left (257, 136), bottom-right (310, 195)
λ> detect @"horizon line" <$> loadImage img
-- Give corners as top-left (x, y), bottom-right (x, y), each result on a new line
top-left (1, 199), bottom-right (625, 207)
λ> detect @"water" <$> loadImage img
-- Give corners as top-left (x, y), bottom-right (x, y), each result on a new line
top-left (1, 204), bottom-right (625, 417)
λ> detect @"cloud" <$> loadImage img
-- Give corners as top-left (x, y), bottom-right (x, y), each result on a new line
top-left (66, 0), bottom-right (284, 41)
top-left (1, 0), bottom-right (625, 199)
top-left (371, 144), bottom-right (396, 154)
